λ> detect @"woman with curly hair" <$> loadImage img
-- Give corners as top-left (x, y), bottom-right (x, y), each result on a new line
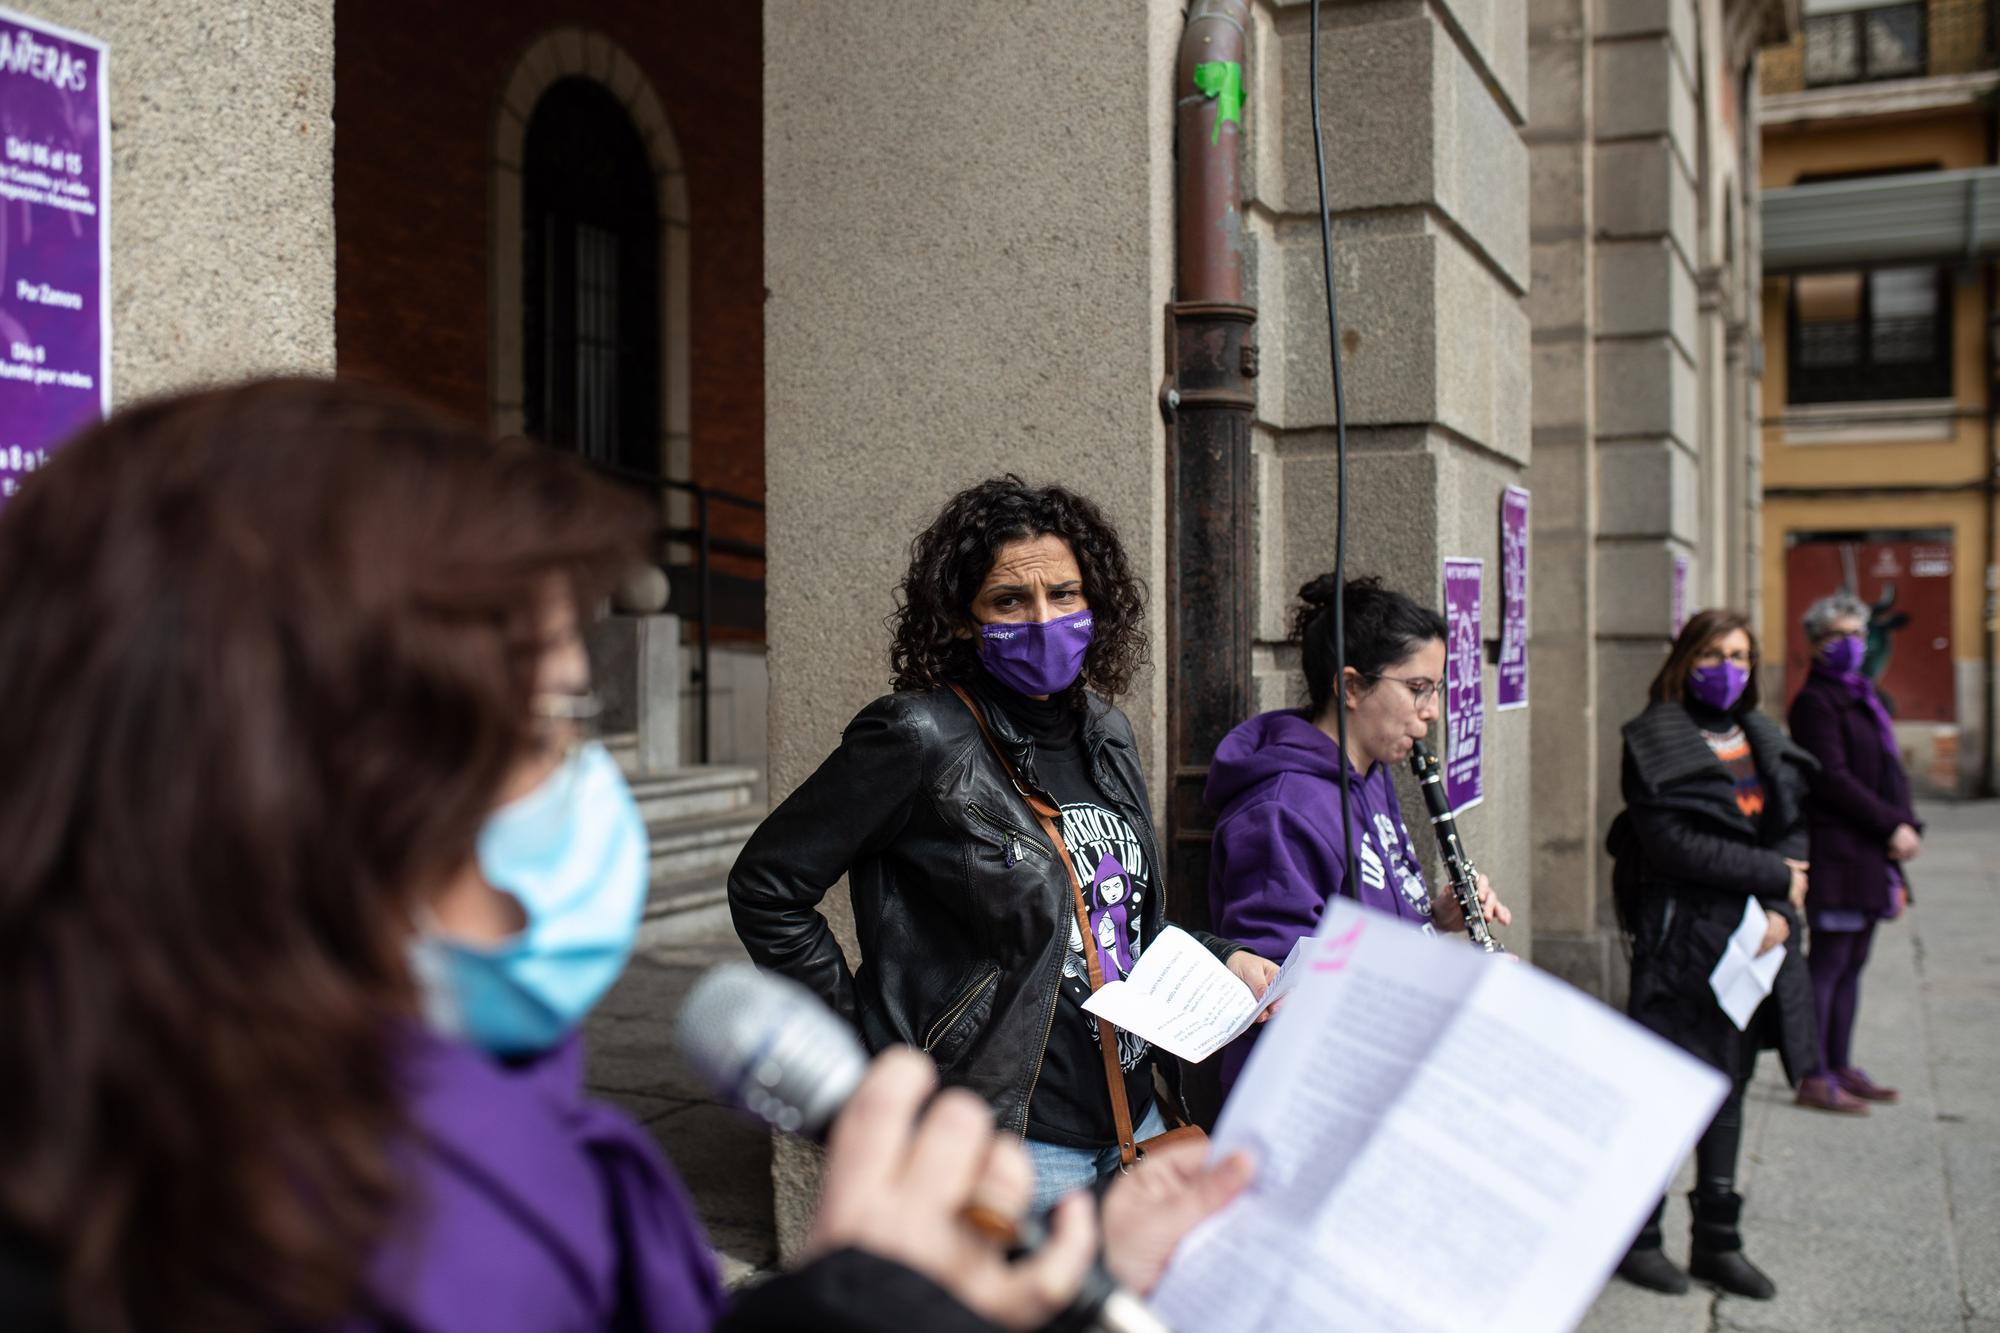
top-left (729, 476), bottom-right (1275, 1210)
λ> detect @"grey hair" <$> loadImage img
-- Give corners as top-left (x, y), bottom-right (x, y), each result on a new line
top-left (1803, 592), bottom-right (1870, 641)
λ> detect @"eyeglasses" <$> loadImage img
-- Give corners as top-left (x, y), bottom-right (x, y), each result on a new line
top-left (1692, 648), bottom-right (1757, 668)
top-left (1364, 673), bottom-right (1441, 706)
top-left (530, 690), bottom-right (603, 757)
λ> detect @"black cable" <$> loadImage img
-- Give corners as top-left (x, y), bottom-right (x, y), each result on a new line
top-left (1308, 0), bottom-right (1358, 890)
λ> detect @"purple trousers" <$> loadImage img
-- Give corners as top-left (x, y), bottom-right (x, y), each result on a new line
top-left (1806, 922), bottom-right (1875, 1073)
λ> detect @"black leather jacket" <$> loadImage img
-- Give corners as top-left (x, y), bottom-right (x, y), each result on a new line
top-left (727, 677), bottom-right (1244, 1137)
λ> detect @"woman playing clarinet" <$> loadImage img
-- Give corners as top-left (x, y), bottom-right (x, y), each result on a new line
top-left (1205, 575), bottom-right (1512, 1097)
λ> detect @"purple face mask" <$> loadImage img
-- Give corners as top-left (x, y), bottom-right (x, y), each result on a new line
top-left (978, 608), bottom-right (1094, 697)
top-left (1821, 634), bottom-right (1865, 674)
top-left (1687, 661), bottom-right (1749, 712)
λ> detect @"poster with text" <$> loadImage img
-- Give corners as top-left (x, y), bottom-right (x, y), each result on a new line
top-left (0, 8), bottom-right (108, 507)
top-left (1443, 557), bottom-right (1484, 811)
top-left (1497, 487), bottom-right (1529, 710)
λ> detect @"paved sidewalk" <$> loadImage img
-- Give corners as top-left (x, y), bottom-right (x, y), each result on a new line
top-left (1579, 799), bottom-right (2000, 1333)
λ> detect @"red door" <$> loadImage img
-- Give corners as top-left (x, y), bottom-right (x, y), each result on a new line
top-left (1783, 533), bottom-right (1955, 722)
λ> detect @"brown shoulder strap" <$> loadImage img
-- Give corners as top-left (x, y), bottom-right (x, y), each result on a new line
top-left (949, 685), bottom-right (1139, 1166)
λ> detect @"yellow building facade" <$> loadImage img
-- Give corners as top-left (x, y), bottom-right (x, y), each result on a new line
top-left (1758, 13), bottom-right (2000, 795)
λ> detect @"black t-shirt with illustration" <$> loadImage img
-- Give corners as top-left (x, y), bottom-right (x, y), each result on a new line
top-left (988, 687), bottom-right (1156, 1149)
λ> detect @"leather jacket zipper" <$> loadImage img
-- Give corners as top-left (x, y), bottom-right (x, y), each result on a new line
top-left (923, 965), bottom-right (1001, 1052)
top-left (965, 801), bottom-right (1048, 866)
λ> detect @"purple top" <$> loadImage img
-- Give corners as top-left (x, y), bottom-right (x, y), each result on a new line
top-left (1205, 711), bottom-right (1432, 1093)
top-left (351, 1027), bottom-right (725, 1332)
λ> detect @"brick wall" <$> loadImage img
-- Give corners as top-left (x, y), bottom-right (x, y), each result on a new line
top-left (332, 1), bottom-right (765, 532)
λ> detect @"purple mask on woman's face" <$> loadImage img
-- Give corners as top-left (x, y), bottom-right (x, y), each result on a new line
top-left (1687, 661), bottom-right (1749, 712)
top-left (978, 608), bottom-right (1094, 697)
top-left (1821, 634), bottom-right (1865, 674)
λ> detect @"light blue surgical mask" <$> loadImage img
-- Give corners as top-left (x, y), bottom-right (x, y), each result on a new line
top-left (411, 740), bottom-right (648, 1056)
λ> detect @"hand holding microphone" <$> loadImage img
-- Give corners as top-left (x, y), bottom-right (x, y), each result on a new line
top-left (804, 1047), bottom-right (1099, 1331)
top-left (678, 964), bottom-right (1231, 1333)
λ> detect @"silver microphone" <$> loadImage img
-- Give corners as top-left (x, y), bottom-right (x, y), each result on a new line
top-left (675, 963), bottom-right (1173, 1333)
top-left (676, 961), bottom-right (867, 1139)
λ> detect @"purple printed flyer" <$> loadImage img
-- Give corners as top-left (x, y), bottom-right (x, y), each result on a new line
top-left (1497, 486), bottom-right (1529, 710)
top-left (0, 8), bottom-right (108, 507)
top-left (1442, 556), bottom-right (1484, 812)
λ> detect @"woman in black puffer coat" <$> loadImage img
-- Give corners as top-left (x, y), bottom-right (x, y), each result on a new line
top-left (1606, 609), bottom-right (1821, 1302)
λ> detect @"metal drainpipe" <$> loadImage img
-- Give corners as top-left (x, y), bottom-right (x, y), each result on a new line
top-left (1981, 103), bottom-right (1999, 797)
top-left (1163, 0), bottom-right (1257, 938)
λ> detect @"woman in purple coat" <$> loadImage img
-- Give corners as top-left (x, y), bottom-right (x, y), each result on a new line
top-left (1205, 576), bottom-right (1511, 1095)
top-left (0, 382), bottom-right (1236, 1333)
top-left (1787, 592), bottom-right (1922, 1110)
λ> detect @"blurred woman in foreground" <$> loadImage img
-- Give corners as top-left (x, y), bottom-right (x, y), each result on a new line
top-left (0, 380), bottom-right (1235, 1333)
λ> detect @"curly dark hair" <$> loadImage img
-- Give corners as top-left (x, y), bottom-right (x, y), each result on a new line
top-left (889, 476), bottom-right (1147, 704)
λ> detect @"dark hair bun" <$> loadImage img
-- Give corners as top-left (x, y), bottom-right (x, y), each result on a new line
top-left (1290, 574), bottom-right (1446, 717)
top-left (1297, 572), bottom-right (1341, 608)
top-left (1290, 573), bottom-right (1384, 645)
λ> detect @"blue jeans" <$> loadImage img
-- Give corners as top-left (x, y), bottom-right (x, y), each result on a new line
top-left (1024, 1101), bottom-right (1167, 1213)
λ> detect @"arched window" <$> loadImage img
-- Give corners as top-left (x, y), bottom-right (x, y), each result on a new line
top-left (522, 77), bottom-right (659, 470)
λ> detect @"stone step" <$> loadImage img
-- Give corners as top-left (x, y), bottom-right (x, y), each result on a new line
top-left (631, 765), bottom-right (761, 824)
top-left (645, 867), bottom-right (732, 915)
top-left (648, 808), bottom-right (764, 879)
top-left (605, 733), bottom-right (646, 780)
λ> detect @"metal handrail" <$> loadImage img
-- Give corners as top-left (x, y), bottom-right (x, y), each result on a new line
top-left (577, 457), bottom-right (766, 765)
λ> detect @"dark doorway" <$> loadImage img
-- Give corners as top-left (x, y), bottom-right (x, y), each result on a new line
top-left (523, 76), bottom-right (660, 472)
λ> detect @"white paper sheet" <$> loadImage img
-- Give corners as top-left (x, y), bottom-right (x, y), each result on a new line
top-left (1707, 895), bottom-right (1786, 1031)
top-left (1080, 925), bottom-right (1266, 1062)
top-left (1150, 899), bottom-right (1729, 1333)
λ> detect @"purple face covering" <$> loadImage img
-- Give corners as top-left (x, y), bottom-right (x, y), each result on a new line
top-left (1812, 633), bottom-right (1900, 760)
top-left (1687, 660), bottom-right (1749, 712)
top-left (979, 608), bottom-right (1094, 697)
top-left (1821, 634), bottom-right (1866, 674)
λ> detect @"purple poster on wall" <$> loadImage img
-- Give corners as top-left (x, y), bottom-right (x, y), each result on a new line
top-left (1671, 553), bottom-right (1691, 636)
top-left (1497, 486), bottom-right (1529, 710)
top-left (1442, 556), bottom-right (1484, 812)
top-left (0, 8), bottom-right (108, 507)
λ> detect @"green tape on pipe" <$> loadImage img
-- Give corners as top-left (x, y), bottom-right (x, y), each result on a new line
top-left (1192, 60), bottom-right (1245, 144)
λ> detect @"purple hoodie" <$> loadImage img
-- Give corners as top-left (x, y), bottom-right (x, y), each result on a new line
top-left (353, 1027), bottom-right (725, 1332)
top-left (1205, 710), bottom-right (1433, 1092)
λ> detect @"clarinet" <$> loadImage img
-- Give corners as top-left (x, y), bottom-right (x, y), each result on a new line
top-left (1409, 739), bottom-right (1504, 953)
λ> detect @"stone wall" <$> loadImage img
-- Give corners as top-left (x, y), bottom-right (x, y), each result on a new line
top-left (1244, 0), bottom-right (1536, 953)
top-left (1525, 0), bottom-right (1606, 986)
top-left (1526, 0), bottom-right (1772, 998)
top-left (24, 1), bottom-right (337, 397)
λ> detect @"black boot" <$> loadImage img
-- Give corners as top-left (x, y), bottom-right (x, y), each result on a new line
top-left (1688, 1190), bottom-right (1775, 1300)
top-left (1616, 1199), bottom-right (1690, 1294)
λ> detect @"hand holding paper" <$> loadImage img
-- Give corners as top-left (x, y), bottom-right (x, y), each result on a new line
top-left (1709, 896), bottom-right (1786, 1031)
top-left (1080, 926), bottom-right (1283, 1063)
